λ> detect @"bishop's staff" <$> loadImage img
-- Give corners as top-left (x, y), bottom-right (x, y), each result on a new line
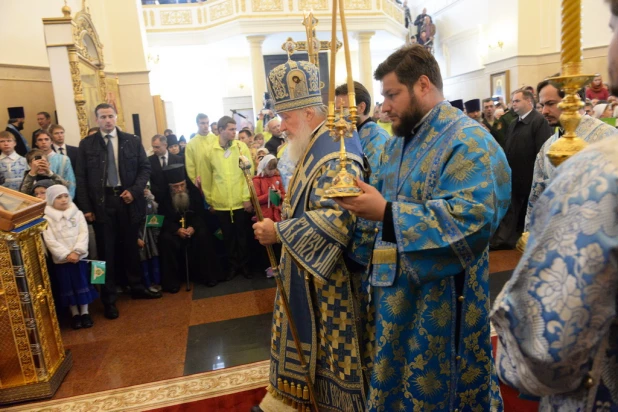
top-left (238, 156), bottom-right (319, 412)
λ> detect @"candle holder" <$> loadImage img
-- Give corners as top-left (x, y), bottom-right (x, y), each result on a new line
top-left (324, 106), bottom-right (362, 198)
top-left (324, 0), bottom-right (361, 198)
top-left (546, 67), bottom-right (595, 167)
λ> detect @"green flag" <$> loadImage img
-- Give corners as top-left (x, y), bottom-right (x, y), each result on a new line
top-left (90, 261), bottom-right (106, 285)
top-left (269, 189), bottom-right (281, 206)
top-left (146, 214), bottom-right (164, 228)
top-left (214, 228), bottom-right (223, 240)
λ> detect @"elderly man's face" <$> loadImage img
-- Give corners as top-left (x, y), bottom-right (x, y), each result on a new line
top-left (268, 119), bottom-right (282, 137)
top-left (170, 181), bottom-right (187, 194)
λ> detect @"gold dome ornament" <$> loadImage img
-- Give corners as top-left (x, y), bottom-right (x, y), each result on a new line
top-left (62, 0), bottom-right (71, 17)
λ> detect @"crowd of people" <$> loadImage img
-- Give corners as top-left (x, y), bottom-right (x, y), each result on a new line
top-left (4, 6), bottom-right (618, 408)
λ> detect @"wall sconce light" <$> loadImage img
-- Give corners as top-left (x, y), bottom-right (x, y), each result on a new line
top-left (239, 83), bottom-right (245, 89)
top-left (488, 41), bottom-right (504, 50)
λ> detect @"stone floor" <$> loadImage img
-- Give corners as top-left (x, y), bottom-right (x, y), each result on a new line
top-left (13, 249), bottom-right (521, 407)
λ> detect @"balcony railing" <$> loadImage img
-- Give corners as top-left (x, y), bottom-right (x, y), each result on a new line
top-left (141, 0), bottom-right (405, 33)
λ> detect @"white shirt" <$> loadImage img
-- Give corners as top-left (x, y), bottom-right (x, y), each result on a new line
top-left (0, 152), bottom-right (20, 162)
top-left (159, 151), bottom-right (169, 168)
top-left (103, 128), bottom-right (121, 186)
top-left (53, 143), bottom-right (68, 155)
top-left (519, 109), bottom-right (533, 121)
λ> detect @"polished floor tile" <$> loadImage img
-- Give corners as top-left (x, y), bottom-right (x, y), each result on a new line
top-left (184, 313), bottom-right (272, 376)
top-left (190, 288), bottom-right (276, 326)
top-left (192, 274), bottom-right (276, 300)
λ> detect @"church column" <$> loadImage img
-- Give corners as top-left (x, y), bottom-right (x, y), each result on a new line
top-left (247, 35), bottom-right (267, 118)
top-left (356, 31), bottom-right (375, 105)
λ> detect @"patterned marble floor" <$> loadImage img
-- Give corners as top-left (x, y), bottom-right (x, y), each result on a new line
top-left (5, 249), bottom-right (521, 410)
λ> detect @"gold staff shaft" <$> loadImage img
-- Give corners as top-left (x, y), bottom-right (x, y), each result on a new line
top-left (238, 158), bottom-right (319, 412)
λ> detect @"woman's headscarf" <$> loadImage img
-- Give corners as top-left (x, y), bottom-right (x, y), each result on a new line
top-left (593, 103), bottom-right (609, 119)
top-left (257, 154), bottom-right (277, 176)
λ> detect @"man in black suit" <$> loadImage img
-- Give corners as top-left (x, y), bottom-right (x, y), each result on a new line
top-left (148, 134), bottom-right (183, 204)
top-left (50, 124), bottom-right (78, 167)
top-left (32, 112), bottom-right (52, 149)
top-left (6, 107), bottom-right (29, 156)
top-left (490, 88), bottom-right (553, 249)
top-left (76, 103), bottom-right (160, 320)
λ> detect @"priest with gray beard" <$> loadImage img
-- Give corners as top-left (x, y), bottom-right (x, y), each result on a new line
top-left (158, 164), bottom-right (222, 291)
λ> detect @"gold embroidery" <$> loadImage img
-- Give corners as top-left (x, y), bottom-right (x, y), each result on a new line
top-left (372, 248), bottom-right (396, 264)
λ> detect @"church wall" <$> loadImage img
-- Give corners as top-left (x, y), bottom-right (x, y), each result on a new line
top-left (0, 64), bottom-right (56, 140)
top-left (117, 71), bottom-right (158, 148)
top-left (429, 0), bottom-right (611, 102)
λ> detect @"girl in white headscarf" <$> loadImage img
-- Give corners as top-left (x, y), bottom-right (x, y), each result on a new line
top-left (43, 185), bottom-right (97, 330)
top-left (252, 155), bottom-right (285, 277)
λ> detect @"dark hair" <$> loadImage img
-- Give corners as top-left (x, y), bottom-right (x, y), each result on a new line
top-left (609, 0), bottom-right (618, 16)
top-left (26, 149), bottom-right (46, 164)
top-left (164, 129), bottom-right (173, 134)
top-left (37, 111), bottom-right (51, 119)
top-left (513, 88), bottom-right (535, 104)
top-left (374, 45), bottom-right (443, 91)
top-left (35, 130), bottom-right (51, 140)
top-left (217, 116), bottom-right (236, 131)
top-left (537, 73), bottom-right (566, 99)
top-left (267, 158), bottom-right (278, 170)
top-left (94, 103), bottom-right (117, 117)
top-left (87, 127), bottom-right (100, 135)
top-left (49, 124), bottom-right (64, 134)
top-left (196, 113), bottom-right (209, 124)
top-left (238, 129), bottom-right (252, 139)
top-left (482, 98), bottom-right (494, 106)
top-left (335, 81), bottom-right (372, 116)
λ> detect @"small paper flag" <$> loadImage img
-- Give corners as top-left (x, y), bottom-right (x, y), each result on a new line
top-left (90, 260), bottom-right (106, 285)
top-left (146, 214), bottom-right (164, 228)
top-left (269, 189), bottom-right (281, 207)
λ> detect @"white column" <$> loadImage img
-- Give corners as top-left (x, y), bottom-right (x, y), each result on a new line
top-left (43, 16), bottom-right (81, 145)
top-left (247, 35), bottom-right (267, 118)
top-left (356, 31), bottom-right (376, 105)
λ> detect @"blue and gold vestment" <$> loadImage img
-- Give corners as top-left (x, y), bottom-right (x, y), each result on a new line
top-left (492, 137), bottom-right (618, 411)
top-left (267, 122), bottom-right (367, 412)
top-left (353, 102), bottom-right (510, 411)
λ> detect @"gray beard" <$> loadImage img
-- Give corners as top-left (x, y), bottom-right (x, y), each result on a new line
top-left (287, 123), bottom-right (314, 164)
top-left (172, 191), bottom-right (190, 214)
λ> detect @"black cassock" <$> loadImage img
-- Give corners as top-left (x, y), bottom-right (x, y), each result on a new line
top-left (158, 182), bottom-right (223, 289)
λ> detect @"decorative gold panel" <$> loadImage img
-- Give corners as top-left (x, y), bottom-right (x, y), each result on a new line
top-left (253, 0), bottom-right (283, 12)
top-left (143, 10), bottom-right (148, 27)
top-left (160, 10), bottom-right (193, 26)
top-left (197, 8), bottom-right (203, 24)
top-left (150, 10), bottom-right (155, 26)
top-left (288, 0), bottom-right (294, 11)
top-left (210, 0), bottom-right (234, 21)
top-left (344, 0), bottom-right (371, 9)
top-left (299, 0), bottom-right (328, 10)
top-left (241, 0), bottom-right (246, 12)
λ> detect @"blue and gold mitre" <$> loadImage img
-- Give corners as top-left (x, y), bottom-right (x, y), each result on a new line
top-left (267, 60), bottom-right (322, 113)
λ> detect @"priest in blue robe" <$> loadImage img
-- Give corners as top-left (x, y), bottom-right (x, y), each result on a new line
top-left (491, 136), bottom-right (618, 410)
top-left (252, 59), bottom-right (367, 412)
top-left (336, 45), bottom-right (509, 411)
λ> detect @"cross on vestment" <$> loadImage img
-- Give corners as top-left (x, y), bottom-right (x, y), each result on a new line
top-left (281, 12), bottom-right (342, 67)
top-left (179, 216), bottom-right (185, 229)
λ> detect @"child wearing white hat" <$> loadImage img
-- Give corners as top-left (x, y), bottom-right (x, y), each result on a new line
top-left (42, 185), bottom-right (98, 329)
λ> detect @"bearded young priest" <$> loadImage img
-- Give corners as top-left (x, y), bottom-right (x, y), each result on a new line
top-left (251, 60), bottom-right (368, 412)
top-left (336, 45), bottom-right (510, 411)
top-left (158, 164), bottom-right (222, 291)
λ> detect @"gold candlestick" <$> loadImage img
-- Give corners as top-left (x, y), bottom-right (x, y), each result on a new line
top-left (546, 0), bottom-right (594, 167)
top-left (324, 105), bottom-right (362, 198)
top-left (338, 0), bottom-right (357, 127)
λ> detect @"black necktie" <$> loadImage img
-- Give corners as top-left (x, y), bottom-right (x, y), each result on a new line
top-left (58, 147), bottom-right (64, 155)
top-left (161, 156), bottom-right (167, 168)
